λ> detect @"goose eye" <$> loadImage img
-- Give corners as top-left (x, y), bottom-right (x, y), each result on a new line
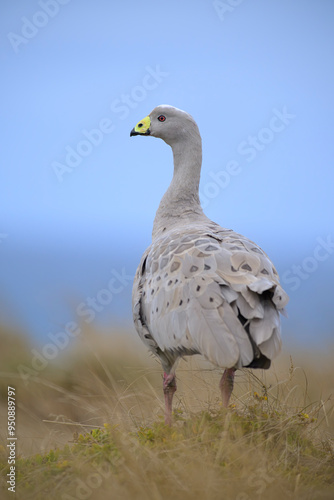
top-left (158, 115), bottom-right (166, 122)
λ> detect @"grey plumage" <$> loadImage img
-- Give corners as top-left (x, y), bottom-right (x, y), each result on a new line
top-left (130, 105), bottom-right (289, 424)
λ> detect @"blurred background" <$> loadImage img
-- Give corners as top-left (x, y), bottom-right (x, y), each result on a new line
top-left (1, 0), bottom-right (334, 348)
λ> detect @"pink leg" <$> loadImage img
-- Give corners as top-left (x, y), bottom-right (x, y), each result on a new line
top-left (163, 372), bottom-right (177, 425)
top-left (219, 368), bottom-right (236, 407)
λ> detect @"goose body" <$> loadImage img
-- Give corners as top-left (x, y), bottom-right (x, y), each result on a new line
top-left (130, 105), bottom-right (289, 424)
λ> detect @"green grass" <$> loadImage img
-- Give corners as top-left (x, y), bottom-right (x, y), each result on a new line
top-left (1, 398), bottom-right (333, 500)
top-left (0, 326), bottom-right (333, 499)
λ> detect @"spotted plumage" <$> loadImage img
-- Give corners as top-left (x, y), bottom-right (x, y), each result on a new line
top-left (133, 224), bottom-right (287, 371)
top-left (130, 105), bottom-right (289, 424)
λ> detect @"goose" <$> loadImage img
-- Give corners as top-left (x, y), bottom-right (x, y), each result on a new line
top-left (130, 105), bottom-right (289, 425)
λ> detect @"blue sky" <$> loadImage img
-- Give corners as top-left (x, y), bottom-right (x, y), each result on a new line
top-left (1, 0), bottom-right (334, 343)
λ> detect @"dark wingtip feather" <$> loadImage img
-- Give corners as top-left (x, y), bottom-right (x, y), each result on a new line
top-left (245, 354), bottom-right (271, 370)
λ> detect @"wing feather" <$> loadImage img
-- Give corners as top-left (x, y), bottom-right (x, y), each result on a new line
top-left (132, 223), bottom-right (289, 369)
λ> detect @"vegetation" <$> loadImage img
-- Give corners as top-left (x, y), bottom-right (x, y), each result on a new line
top-left (0, 325), bottom-right (333, 499)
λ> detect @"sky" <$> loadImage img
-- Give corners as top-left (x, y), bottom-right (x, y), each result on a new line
top-left (1, 0), bottom-right (334, 345)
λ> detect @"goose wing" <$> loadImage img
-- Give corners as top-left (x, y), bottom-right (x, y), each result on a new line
top-left (132, 223), bottom-right (288, 369)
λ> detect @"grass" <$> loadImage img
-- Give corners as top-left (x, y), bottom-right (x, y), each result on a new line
top-left (0, 324), bottom-right (333, 499)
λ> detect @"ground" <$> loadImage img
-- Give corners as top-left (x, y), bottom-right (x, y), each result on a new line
top-left (0, 325), bottom-right (333, 499)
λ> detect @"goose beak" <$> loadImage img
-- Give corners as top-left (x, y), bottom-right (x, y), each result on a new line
top-left (130, 116), bottom-right (151, 137)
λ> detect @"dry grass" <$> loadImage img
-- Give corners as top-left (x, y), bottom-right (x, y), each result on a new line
top-left (0, 324), bottom-right (333, 499)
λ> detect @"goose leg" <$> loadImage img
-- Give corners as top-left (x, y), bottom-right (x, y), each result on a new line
top-left (163, 372), bottom-right (177, 425)
top-left (219, 368), bottom-right (236, 407)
